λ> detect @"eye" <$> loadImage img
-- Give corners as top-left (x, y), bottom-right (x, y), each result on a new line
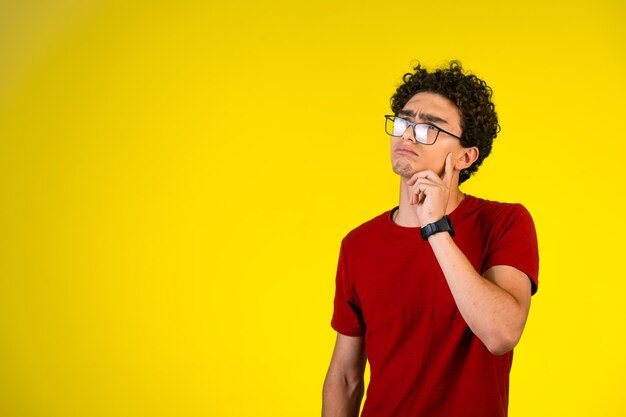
top-left (392, 118), bottom-right (408, 136)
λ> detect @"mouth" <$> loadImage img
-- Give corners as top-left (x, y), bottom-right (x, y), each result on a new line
top-left (394, 146), bottom-right (418, 156)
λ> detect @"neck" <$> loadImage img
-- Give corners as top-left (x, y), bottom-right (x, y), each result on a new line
top-left (394, 177), bottom-right (465, 228)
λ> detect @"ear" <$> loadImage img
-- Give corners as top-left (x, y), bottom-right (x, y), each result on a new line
top-left (455, 147), bottom-right (479, 170)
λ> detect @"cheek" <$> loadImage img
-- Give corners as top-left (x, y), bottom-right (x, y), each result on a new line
top-left (437, 141), bottom-right (463, 159)
top-left (389, 137), bottom-right (403, 154)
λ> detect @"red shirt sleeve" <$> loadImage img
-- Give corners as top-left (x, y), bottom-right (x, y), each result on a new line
top-left (483, 203), bottom-right (540, 295)
top-left (331, 241), bottom-right (367, 336)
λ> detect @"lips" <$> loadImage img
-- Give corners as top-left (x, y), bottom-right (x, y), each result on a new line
top-left (395, 146), bottom-right (418, 156)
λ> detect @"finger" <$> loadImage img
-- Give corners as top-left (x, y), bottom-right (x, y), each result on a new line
top-left (442, 153), bottom-right (453, 186)
top-left (409, 183), bottom-right (427, 204)
top-left (413, 178), bottom-right (438, 187)
top-left (414, 190), bottom-right (424, 205)
top-left (418, 189), bottom-right (428, 204)
top-left (410, 178), bottom-right (442, 192)
top-left (410, 189), bottom-right (426, 205)
top-left (407, 171), bottom-right (422, 185)
top-left (409, 180), bottom-right (438, 204)
top-left (409, 170), bottom-right (441, 185)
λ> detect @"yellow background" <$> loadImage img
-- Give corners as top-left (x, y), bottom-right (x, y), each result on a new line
top-left (1, 0), bottom-right (625, 416)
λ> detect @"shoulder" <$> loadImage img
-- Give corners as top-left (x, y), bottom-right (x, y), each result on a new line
top-left (460, 195), bottom-right (537, 242)
top-left (468, 195), bottom-right (534, 224)
top-left (341, 209), bottom-right (394, 248)
top-left (469, 196), bottom-right (540, 292)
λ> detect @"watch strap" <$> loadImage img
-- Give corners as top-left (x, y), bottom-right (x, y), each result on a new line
top-left (420, 215), bottom-right (455, 240)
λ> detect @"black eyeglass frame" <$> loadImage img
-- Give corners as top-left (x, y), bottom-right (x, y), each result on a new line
top-left (384, 115), bottom-right (462, 145)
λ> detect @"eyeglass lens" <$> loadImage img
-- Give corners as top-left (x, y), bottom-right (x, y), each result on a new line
top-left (386, 117), bottom-right (438, 144)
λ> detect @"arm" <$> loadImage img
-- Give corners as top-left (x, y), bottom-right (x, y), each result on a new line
top-left (322, 333), bottom-right (367, 417)
top-left (428, 232), bottom-right (531, 354)
top-left (408, 154), bottom-right (533, 355)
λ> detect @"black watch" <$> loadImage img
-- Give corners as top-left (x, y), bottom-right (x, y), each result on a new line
top-left (420, 215), bottom-right (455, 240)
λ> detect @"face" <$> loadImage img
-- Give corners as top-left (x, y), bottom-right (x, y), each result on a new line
top-left (390, 92), bottom-right (466, 179)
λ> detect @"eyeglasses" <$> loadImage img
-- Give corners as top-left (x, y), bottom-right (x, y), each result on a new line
top-left (384, 115), bottom-right (462, 145)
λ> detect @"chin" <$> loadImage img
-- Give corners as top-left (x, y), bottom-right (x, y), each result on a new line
top-left (392, 161), bottom-right (418, 179)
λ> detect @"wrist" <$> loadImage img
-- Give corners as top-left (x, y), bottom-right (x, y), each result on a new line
top-left (420, 215), bottom-right (455, 241)
top-left (426, 229), bottom-right (453, 244)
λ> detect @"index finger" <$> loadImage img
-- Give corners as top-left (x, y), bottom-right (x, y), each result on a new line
top-left (442, 153), bottom-right (453, 186)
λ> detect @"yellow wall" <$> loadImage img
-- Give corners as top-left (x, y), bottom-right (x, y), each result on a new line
top-left (1, 1), bottom-right (625, 416)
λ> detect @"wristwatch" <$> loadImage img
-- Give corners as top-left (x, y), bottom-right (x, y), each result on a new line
top-left (420, 215), bottom-right (455, 240)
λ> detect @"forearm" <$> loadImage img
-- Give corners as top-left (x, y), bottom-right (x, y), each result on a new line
top-left (322, 372), bottom-right (364, 417)
top-left (428, 232), bottom-right (528, 354)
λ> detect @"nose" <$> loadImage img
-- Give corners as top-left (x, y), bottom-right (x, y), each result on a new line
top-left (401, 125), bottom-right (417, 144)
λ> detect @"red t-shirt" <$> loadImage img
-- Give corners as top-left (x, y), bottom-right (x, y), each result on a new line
top-left (331, 195), bottom-right (539, 417)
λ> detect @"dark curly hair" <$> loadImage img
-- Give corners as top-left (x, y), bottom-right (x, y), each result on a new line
top-left (390, 61), bottom-right (500, 184)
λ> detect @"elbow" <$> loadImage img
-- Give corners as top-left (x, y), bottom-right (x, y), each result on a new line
top-left (483, 329), bottom-right (523, 356)
top-left (485, 341), bottom-right (515, 356)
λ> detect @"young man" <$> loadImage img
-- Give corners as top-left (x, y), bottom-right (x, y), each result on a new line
top-left (322, 62), bottom-right (539, 417)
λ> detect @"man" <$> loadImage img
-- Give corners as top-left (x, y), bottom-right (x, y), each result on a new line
top-left (322, 61), bottom-right (539, 417)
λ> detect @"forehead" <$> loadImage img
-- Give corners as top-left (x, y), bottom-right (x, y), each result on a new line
top-left (401, 92), bottom-right (461, 127)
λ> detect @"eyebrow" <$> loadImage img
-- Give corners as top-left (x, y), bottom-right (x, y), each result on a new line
top-left (397, 109), bottom-right (449, 126)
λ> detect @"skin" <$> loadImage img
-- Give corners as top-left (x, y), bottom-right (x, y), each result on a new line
top-left (322, 333), bottom-right (367, 417)
top-left (322, 92), bottom-right (532, 417)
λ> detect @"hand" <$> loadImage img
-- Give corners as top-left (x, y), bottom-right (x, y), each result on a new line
top-left (407, 153), bottom-right (454, 226)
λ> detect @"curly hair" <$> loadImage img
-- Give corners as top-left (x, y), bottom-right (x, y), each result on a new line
top-left (390, 61), bottom-right (500, 184)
